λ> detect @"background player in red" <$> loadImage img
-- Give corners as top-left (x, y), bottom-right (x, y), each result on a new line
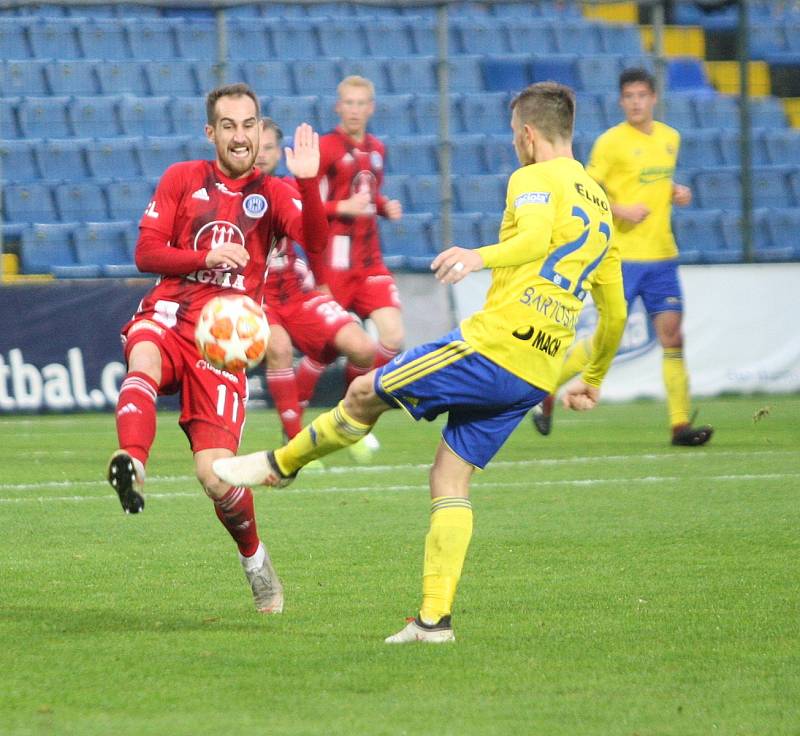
top-left (300, 76), bottom-right (404, 423)
top-left (106, 84), bottom-right (327, 614)
top-left (255, 118), bottom-right (377, 458)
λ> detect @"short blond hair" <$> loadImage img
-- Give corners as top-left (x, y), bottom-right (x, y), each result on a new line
top-left (337, 75), bottom-right (375, 100)
top-left (510, 82), bottom-right (575, 143)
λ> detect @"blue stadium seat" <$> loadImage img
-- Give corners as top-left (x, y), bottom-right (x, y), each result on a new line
top-left (137, 136), bottom-right (188, 178)
top-left (118, 95), bottom-right (173, 136)
top-left (678, 129), bottom-right (724, 169)
top-left (461, 92), bottom-right (509, 135)
top-left (552, 21), bottom-right (602, 54)
top-left (225, 4), bottom-right (263, 19)
top-left (1, 97), bottom-right (21, 139)
top-left (531, 54), bottom-right (579, 89)
top-left (662, 93), bottom-right (697, 129)
top-left (404, 174), bottom-right (448, 213)
top-left (693, 168), bottom-right (741, 209)
top-left (492, 2), bottom-right (541, 18)
top-left (186, 136), bottom-right (214, 162)
top-left (17, 96), bottom-right (72, 139)
top-left (0, 18), bottom-right (31, 58)
top-left (786, 22), bottom-right (800, 53)
top-left (364, 19), bottom-right (414, 57)
top-left (668, 58), bottom-right (711, 91)
top-left (315, 95), bottom-right (338, 134)
top-left (73, 221), bottom-right (134, 270)
top-left (748, 97), bottom-right (788, 128)
top-left (78, 19), bottom-right (130, 58)
top-left (764, 207), bottom-right (800, 260)
top-left (481, 54), bottom-right (531, 93)
top-left (269, 20), bottom-right (320, 59)
top-left (264, 96), bottom-right (319, 132)
top-left (484, 134), bottom-right (517, 176)
top-left (354, 4), bottom-right (400, 16)
top-left (309, 2), bottom-right (355, 17)
top-left (414, 93), bottom-right (463, 135)
top-left (576, 55), bottom-right (621, 94)
top-left (116, 3), bottom-right (162, 18)
top-left (292, 59), bottom-right (341, 96)
top-left (450, 134), bottom-right (488, 174)
top-left (719, 209), bottom-right (771, 262)
top-left (226, 19), bottom-right (272, 60)
top-left (68, 4), bottom-right (117, 17)
top-left (96, 61), bottom-right (149, 95)
top-left (693, 94), bottom-right (737, 128)
top-left (454, 174), bottom-right (506, 212)
top-left (599, 94), bottom-right (624, 128)
top-left (337, 58), bottom-right (390, 94)
top-left (106, 179), bottom-right (155, 221)
top-left (598, 24), bottom-right (642, 55)
top-left (452, 18), bottom-right (510, 55)
top-left (370, 94), bottom-right (415, 136)
top-left (379, 214), bottom-right (435, 271)
top-left (0, 139), bottom-right (39, 182)
top-left (385, 135), bottom-right (438, 175)
top-left (507, 19), bottom-right (556, 54)
top-left (28, 20), bottom-right (83, 59)
top-left (174, 20), bottom-right (217, 59)
top-left (448, 56), bottom-right (484, 93)
top-left (55, 182), bottom-right (109, 222)
top-left (262, 3), bottom-right (307, 19)
top-left (20, 223), bottom-right (81, 275)
top-left (749, 24), bottom-right (787, 58)
top-left (317, 19), bottom-right (369, 57)
top-left (380, 174), bottom-right (409, 205)
top-left (2, 60), bottom-right (48, 97)
top-left (145, 60), bottom-right (199, 96)
top-left (193, 61), bottom-right (239, 95)
top-left (387, 56), bottom-right (436, 94)
top-left (37, 138), bottom-right (91, 182)
top-left (478, 212), bottom-right (502, 244)
top-left (240, 60), bottom-right (293, 97)
top-left (68, 96), bottom-right (121, 138)
top-left (126, 18), bottom-right (180, 60)
top-left (672, 209), bottom-right (723, 264)
top-left (764, 129), bottom-right (800, 166)
top-left (572, 131), bottom-right (592, 165)
top-left (168, 95), bottom-right (208, 136)
top-left (718, 128), bottom-right (770, 166)
top-left (4, 182), bottom-right (59, 223)
top-left (575, 94), bottom-right (607, 135)
top-left (752, 166), bottom-right (794, 208)
top-left (409, 19), bottom-right (457, 56)
top-left (45, 60), bottom-right (100, 96)
top-left (86, 137), bottom-right (142, 180)
top-left (431, 212), bottom-right (482, 248)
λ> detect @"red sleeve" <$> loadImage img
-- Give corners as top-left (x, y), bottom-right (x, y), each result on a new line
top-left (270, 177), bottom-right (328, 255)
top-left (319, 134), bottom-right (342, 218)
top-left (135, 228), bottom-right (207, 275)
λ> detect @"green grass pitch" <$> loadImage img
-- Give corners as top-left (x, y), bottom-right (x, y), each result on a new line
top-left (1, 395), bottom-right (798, 736)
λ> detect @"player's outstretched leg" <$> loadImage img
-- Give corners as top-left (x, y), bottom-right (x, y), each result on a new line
top-left (531, 394), bottom-right (555, 436)
top-left (385, 615), bottom-right (455, 644)
top-left (106, 450), bottom-right (145, 514)
top-left (240, 542), bottom-right (284, 614)
top-left (215, 450), bottom-right (297, 488)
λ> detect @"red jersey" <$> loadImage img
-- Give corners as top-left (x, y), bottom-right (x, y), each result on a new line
top-left (317, 127), bottom-right (390, 279)
top-left (133, 160), bottom-right (326, 341)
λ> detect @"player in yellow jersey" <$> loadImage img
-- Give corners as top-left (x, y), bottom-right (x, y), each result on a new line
top-left (213, 82), bottom-right (628, 643)
top-left (532, 68), bottom-right (713, 446)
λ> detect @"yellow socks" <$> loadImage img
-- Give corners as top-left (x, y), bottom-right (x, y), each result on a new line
top-left (274, 401), bottom-right (372, 476)
top-left (556, 336), bottom-right (592, 387)
top-left (419, 497), bottom-right (473, 624)
top-left (663, 347), bottom-right (691, 427)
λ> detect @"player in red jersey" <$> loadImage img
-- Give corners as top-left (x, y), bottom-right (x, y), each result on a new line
top-left (256, 118), bottom-right (376, 448)
top-left (106, 84), bottom-right (327, 614)
top-left (299, 76), bottom-right (404, 417)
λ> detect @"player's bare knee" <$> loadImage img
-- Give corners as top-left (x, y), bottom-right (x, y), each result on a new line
top-left (347, 338), bottom-right (376, 368)
top-left (265, 334), bottom-right (293, 367)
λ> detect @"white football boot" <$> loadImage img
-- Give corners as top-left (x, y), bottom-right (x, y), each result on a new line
top-left (384, 615), bottom-right (455, 644)
top-left (240, 543), bottom-right (284, 614)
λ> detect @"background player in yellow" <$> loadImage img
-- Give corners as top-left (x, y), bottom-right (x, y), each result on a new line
top-left (214, 82), bottom-right (628, 643)
top-left (532, 67), bottom-right (713, 447)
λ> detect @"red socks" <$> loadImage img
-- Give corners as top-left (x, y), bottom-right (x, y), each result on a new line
top-left (213, 485), bottom-right (260, 558)
top-left (266, 367), bottom-right (302, 439)
top-left (115, 371), bottom-right (158, 467)
top-left (373, 342), bottom-right (399, 369)
top-left (296, 356), bottom-right (326, 406)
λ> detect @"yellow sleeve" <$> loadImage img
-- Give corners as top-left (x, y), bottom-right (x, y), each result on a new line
top-left (586, 133), bottom-right (612, 189)
top-left (476, 169), bottom-right (555, 268)
top-left (581, 246), bottom-right (627, 387)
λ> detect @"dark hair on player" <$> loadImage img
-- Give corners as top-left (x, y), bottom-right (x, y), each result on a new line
top-left (619, 67), bottom-right (656, 93)
top-left (510, 81), bottom-right (575, 142)
top-left (205, 83), bottom-right (260, 125)
top-left (260, 117), bottom-right (283, 141)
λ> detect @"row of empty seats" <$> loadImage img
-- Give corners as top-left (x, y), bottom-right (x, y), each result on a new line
top-left (0, 16), bottom-right (632, 60)
top-left (2, 90), bottom-right (791, 142)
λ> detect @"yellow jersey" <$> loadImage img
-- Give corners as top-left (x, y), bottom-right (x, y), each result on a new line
top-left (461, 157), bottom-right (624, 393)
top-left (587, 121), bottom-right (680, 261)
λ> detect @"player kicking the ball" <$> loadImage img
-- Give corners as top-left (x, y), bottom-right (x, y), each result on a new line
top-left (214, 83), bottom-right (628, 642)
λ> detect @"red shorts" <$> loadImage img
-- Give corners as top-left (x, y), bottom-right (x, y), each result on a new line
top-left (326, 271), bottom-right (402, 319)
top-left (122, 318), bottom-right (247, 453)
top-left (265, 290), bottom-right (355, 364)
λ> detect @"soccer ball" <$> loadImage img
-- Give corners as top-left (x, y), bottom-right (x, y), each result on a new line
top-left (195, 295), bottom-right (270, 372)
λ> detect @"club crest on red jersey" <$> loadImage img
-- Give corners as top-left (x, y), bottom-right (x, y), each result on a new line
top-left (243, 193), bottom-right (268, 219)
top-left (194, 220), bottom-right (246, 251)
